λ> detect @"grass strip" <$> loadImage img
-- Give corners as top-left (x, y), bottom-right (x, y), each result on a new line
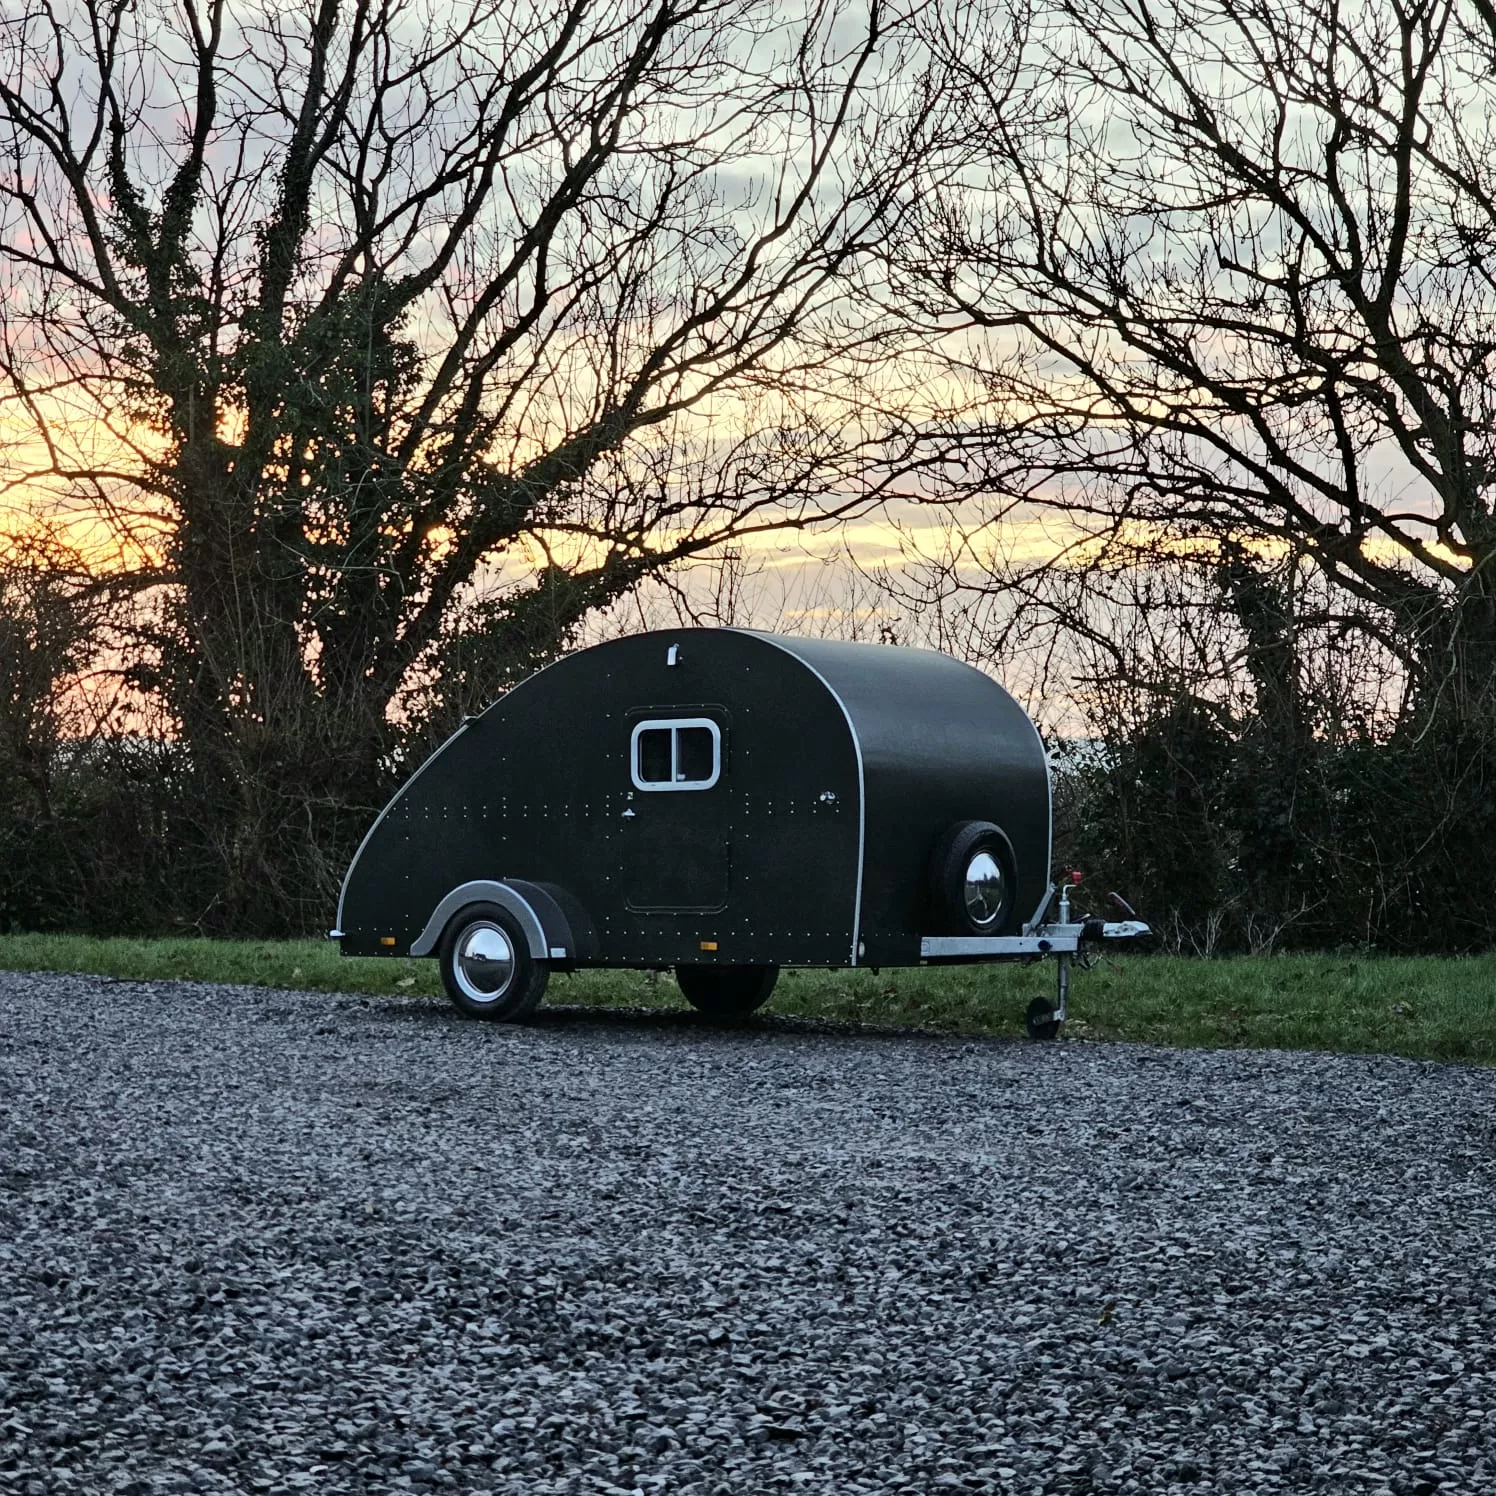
top-left (1, 933), bottom-right (1492, 1065)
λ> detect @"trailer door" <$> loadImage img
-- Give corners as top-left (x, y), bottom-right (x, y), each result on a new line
top-left (622, 714), bottom-right (730, 912)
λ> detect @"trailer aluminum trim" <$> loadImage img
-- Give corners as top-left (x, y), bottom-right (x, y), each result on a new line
top-left (1029, 716), bottom-right (1054, 909)
top-left (737, 630), bottom-right (867, 967)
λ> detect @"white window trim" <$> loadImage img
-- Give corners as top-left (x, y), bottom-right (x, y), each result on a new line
top-left (630, 718), bottom-right (722, 792)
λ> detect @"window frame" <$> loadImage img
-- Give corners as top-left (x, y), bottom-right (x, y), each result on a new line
top-left (629, 717), bottom-right (722, 792)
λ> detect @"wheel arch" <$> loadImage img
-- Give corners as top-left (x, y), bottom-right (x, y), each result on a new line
top-left (409, 879), bottom-right (593, 961)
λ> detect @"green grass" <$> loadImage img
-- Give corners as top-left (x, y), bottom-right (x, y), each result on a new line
top-left (1, 932), bottom-right (1493, 1064)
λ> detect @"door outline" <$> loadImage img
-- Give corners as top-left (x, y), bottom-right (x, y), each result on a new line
top-left (621, 705), bottom-right (731, 913)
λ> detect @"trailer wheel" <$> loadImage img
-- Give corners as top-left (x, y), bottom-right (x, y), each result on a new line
top-left (438, 903), bottom-right (549, 1022)
top-left (674, 963), bottom-right (779, 1019)
top-left (1026, 995), bottom-right (1061, 1041)
top-left (929, 820), bottom-right (1017, 935)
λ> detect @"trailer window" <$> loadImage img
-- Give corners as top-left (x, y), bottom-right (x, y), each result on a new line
top-left (677, 726), bottom-right (716, 781)
top-left (631, 718), bottom-right (721, 791)
top-left (637, 729), bottom-right (673, 784)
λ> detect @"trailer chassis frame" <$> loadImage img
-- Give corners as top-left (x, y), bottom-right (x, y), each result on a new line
top-left (918, 882), bottom-right (1151, 1037)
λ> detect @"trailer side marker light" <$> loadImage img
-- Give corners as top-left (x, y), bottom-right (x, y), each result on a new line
top-left (699, 940), bottom-right (718, 952)
top-left (379, 936), bottom-right (397, 947)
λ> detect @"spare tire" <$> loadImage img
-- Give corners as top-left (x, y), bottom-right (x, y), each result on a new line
top-left (928, 820), bottom-right (1018, 936)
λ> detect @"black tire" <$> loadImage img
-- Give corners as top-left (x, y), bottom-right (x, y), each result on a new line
top-left (438, 902), bottom-right (549, 1022)
top-left (674, 963), bottom-right (779, 1019)
top-left (929, 820), bottom-right (1018, 935)
top-left (1026, 994), bottom-right (1060, 1041)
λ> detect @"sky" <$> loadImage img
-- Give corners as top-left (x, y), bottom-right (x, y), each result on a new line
top-left (2, 0), bottom-right (1483, 746)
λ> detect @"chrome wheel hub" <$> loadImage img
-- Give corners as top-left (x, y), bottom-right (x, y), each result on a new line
top-left (454, 921), bottom-right (516, 1003)
top-left (963, 850), bottom-right (1006, 927)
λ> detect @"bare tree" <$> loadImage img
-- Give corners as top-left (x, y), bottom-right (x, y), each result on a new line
top-left (902, 0), bottom-right (1496, 731)
top-left (0, 0), bottom-right (929, 927)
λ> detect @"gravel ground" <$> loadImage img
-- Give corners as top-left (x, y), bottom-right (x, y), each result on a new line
top-left (2, 971), bottom-right (1495, 1496)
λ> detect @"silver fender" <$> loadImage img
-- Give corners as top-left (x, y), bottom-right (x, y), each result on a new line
top-left (410, 881), bottom-right (557, 960)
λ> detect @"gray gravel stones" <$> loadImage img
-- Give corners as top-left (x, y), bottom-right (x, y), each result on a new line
top-left (2, 971), bottom-right (1495, 1496)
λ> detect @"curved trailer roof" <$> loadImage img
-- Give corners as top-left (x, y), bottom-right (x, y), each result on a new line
top-left (337, 628), bottom-right (1051, 966)
top-left (743, 632), bottom-right (1052, 950)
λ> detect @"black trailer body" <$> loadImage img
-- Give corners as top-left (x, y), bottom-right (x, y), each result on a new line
top-left (335, 629), bottom-right (1145, 1028)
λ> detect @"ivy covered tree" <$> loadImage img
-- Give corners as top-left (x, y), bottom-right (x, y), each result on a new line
top-left (0, 0), bottom-right (927, 928)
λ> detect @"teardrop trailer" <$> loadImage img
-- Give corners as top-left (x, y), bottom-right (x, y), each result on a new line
top-left (332, 629), bottom-right (1148, 1037)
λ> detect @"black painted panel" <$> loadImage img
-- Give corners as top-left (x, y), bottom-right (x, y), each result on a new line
top-left (339, 630), bottom-right (861, 966)
top-left (338, 628), bottom-right (1049, 969)
top-left (743, 634), bottom-right (1050, 962)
